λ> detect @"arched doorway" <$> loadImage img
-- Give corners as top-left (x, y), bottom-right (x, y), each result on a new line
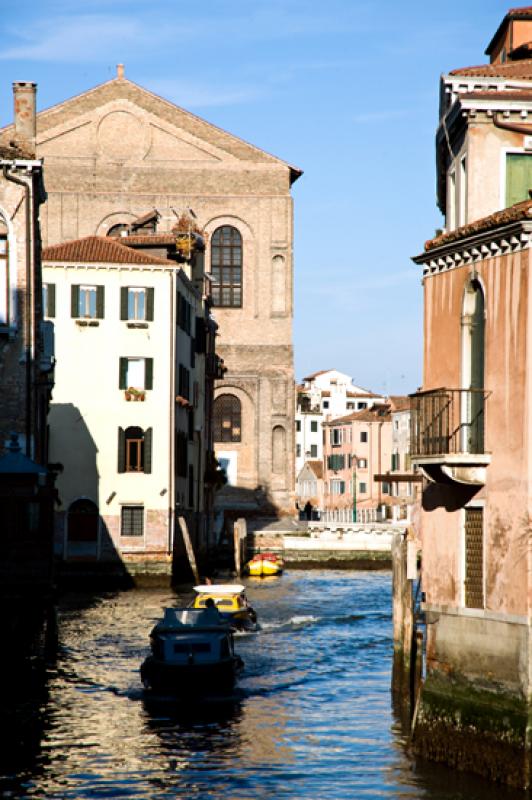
top-left (66, 498), bottom-right (99, 559)
top-left (461, 279), bottom-right (485, 453)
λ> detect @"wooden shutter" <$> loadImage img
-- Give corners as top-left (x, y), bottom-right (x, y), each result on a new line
top-left (145, 358), bottom-right (153, 390)
top-left (146, 288), bottom-right (154, 321)
top-left (96, 286), bottom-right (105, 319)
top-left (48, 283), bottom-right (56, 317)
top-left (117, 427), bottom-right (126, 473)
top-left (176, 292), bottom-right (182, 327)
top-left (119, 358), bottom-right (128, 390)
top-left (120, 287), bottom-right (129, 320)
top-left (71, 285), bottom-right (80, 318)
top-left (144, 428), bottom-right (152, 474)
top-left (465, 507), bottom-right (484, 609)
top-left (506, 154), bottom-right (532, 207)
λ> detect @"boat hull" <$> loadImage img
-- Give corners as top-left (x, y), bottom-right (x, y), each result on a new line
top-left (247, 557), bottom-right (283, 577)
top-left (140, 655), bottom-right (243, 695)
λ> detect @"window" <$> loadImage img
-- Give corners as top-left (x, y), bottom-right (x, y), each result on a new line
top-left (119, 357), bottom-right (153, 390)
top-left (331, 428), bottom-right (342, 446)
top-left (214, 394), bottom-right (241, 442)
top-left (310, 421), bottom-right (318, 433)
top-left (71, 284), bottom-right (104, 319)
top-left (211, 225), bottom-right (242, 307)
top-left (175, 431), bottom-right (188, 477)
top-left (118, 426), bottom-right (152, 473)
top-left (323, 401), bottom-right (329, 409)
top-left (178, 293), bottom-right (192, 333)
top-left (178, 364), bottom-right (190, 400)
top-left (121, 505), bottom-right (144, 536)
top-left (359, 482), bottom-right (367, 494)
top-left (360, 431), bottom-right (368, 443)
top-left (391, 453), bottom-right (400, 471)
top-left (42, 283), bottom-right (56, 318)
top-left (331, 479), bottom-right (346, 494)
top-left (448, 169), bottom-right (456, 230)
top-left (357, 402), bottom-right (367, 410)
top-left (120, 287), bottom-right (154, 322)
top-left (327, 454), bottom-right (345, 470)
top-left (357, 458), bottom-right (367, 469)
top-left (382, 482), bottom-right (390, 494)
top-left (310, 444), bottom-right (318, 458)
top-left (506, 154), bottom-right (532, 207)
top-left (295, 420), bottom-right (301, 432)
top-left (296, 444), bottom-right (301, 457)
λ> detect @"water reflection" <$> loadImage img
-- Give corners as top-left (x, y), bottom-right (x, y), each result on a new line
top-left (0, 572), bottom-right (528, 799)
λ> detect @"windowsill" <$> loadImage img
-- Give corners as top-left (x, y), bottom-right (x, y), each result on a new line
top-left (126, 322), bottom-right (149, 329)
top-left (76, 319), bottom-right (99, 327)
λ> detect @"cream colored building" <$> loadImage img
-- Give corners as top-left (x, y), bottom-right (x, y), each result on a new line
top-left (0, 66), bottom-right (300, 515)
top-left (42, 235), bottom-right (210, 567)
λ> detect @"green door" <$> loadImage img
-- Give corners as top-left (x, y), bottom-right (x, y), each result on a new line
top-left (506, 154), bottom-right (532, 207)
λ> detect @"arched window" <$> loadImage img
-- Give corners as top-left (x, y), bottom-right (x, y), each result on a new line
top-left (211, 226), bottom-right (242, 307)
top-left (214, 394), bottom-right (241, 442)
top-left (461, 279), bottom-right (485, 453)
top-left (118, 426), bottom-right (152, 473)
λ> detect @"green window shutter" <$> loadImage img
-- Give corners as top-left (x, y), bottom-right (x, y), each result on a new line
top-left (119, 358), bottom-right (127, 390)
top-left (144, 428), bottom-right (152, 474)
top-left (120, 287), bottom-right (129, 320)
top-left (48, 284), bottom-right (56, 317)
top-left (506, 154), bottom-right (532, 207)
top-left (146, 288), bottom-right (154, 321)
top-left (117, 427), bottom-right (125, 473)
top-left (145, 358), bottom-right (153, 390)
top-left (71, 285), bottom-right (80, 318)
top-left (96, 286), bottom-right (105, 319)
top-left (176, 293), bottom-right (182, 328)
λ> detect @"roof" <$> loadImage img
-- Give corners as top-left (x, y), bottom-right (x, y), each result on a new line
top-left (0, 141), bottom-right (34, 160)
top-left (388, 395), bottom-right (412, 412)
top-left (450, 58), bottom-right (532, 78)
top-left (422, 198), bottom-right (532, 252)
top-left (302, 369), bottom-right (333, 381)
top-left (306, 460), bottom-right (324, 479)
top-left (486, 7), bottom-right (532, 56)
top-left (117, 233), bottom-right (179, 246)
top-left (325, 406), bottom-right (392, 425)
top-left (460, 89), bottom-right (532, 102)
top-left (0, 74), bottom-right (302, 184)
top-left (42, 235), bottom-right (174, 265)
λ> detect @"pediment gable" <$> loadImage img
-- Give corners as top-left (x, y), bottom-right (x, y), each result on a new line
top-left (0, 77), bottom-right (301, 178)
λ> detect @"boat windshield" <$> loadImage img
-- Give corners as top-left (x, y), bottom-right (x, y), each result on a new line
top-left (161, 608), bottom-right (229, 627)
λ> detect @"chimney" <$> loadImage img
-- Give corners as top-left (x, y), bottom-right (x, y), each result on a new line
top-left (12, 81), bottom-right (37, 156)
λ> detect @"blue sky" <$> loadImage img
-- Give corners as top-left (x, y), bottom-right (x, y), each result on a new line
top-left (0, 0), bottom-right (513, 395)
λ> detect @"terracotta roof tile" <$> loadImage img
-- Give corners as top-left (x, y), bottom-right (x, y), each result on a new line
top-left (388, 395), bottom-right (412, 412)
top-left (423, 199), bottom-right (532, 252)
top-left (42, 235), bottom-right (174, 265)
top-left (306, 460), bottom-right (323, 478)
top-left (460, 89), bottom-right (532, 101)
top-left (118, 233), bottom-right (177, 246)
top-left (325, 406), bottom-right (391, 425)
top-left (450, 59), bottom-right (532, 78)
top-left (302, 369), bottom-right (334, 381)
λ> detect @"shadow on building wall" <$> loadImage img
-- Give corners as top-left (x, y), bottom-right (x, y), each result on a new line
top-left (49, 403), bottom-right (132, 587)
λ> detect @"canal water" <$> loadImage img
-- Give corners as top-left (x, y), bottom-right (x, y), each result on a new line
top-left (0, 570), bottom-right (527, 799)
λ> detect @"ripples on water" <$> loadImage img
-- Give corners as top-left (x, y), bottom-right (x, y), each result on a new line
top-left (0, 570), bottom-right (528, 799)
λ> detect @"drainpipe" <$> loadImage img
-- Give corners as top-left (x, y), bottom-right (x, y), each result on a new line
top-left (3, 163), bottom-right (32, 456)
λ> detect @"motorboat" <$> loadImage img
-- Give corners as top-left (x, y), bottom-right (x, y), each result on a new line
top-left (246, 552), bottom-right (284, 577)
top-left (191, 584), bottom-right (258, 632)
top-left (140, 607), bottom-right (244, 695)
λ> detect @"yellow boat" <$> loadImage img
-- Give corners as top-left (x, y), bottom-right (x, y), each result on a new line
top-left (191, 584), bottom-right (258, 631)
top-left (246, 552), bottom-right (284, 577)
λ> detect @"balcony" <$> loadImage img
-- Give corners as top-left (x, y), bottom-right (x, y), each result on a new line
top-left (410, 388), bottom-right (491, 486)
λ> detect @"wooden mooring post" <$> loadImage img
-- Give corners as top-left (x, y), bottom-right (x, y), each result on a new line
top-left (233, 518), bottom-right (247, 577)
top-left (177, 516), bottom-right (200, 585)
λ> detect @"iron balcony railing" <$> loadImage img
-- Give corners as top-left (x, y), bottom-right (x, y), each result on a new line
top-left (410, 388), bottom-right (489, 458)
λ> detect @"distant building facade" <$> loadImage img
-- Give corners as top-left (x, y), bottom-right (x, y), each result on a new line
top-left (322, 404), bottom-right (392, 522)
top-left (0, 66), bottom-right (300, 516)
top-left (295, 369), bottom-right (383, 476)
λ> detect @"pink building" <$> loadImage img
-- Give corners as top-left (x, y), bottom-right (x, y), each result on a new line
top-left (410, 6), bottom-right (532, 787)
top-left (322, 405), bottom-right (392, 521)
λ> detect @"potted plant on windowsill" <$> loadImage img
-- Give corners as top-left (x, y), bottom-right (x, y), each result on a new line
top-left (125, 387), bottom-right (145, 402)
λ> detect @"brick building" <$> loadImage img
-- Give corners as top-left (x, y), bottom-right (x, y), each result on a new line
top-left (0, 66), bottom-right (300, 516)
